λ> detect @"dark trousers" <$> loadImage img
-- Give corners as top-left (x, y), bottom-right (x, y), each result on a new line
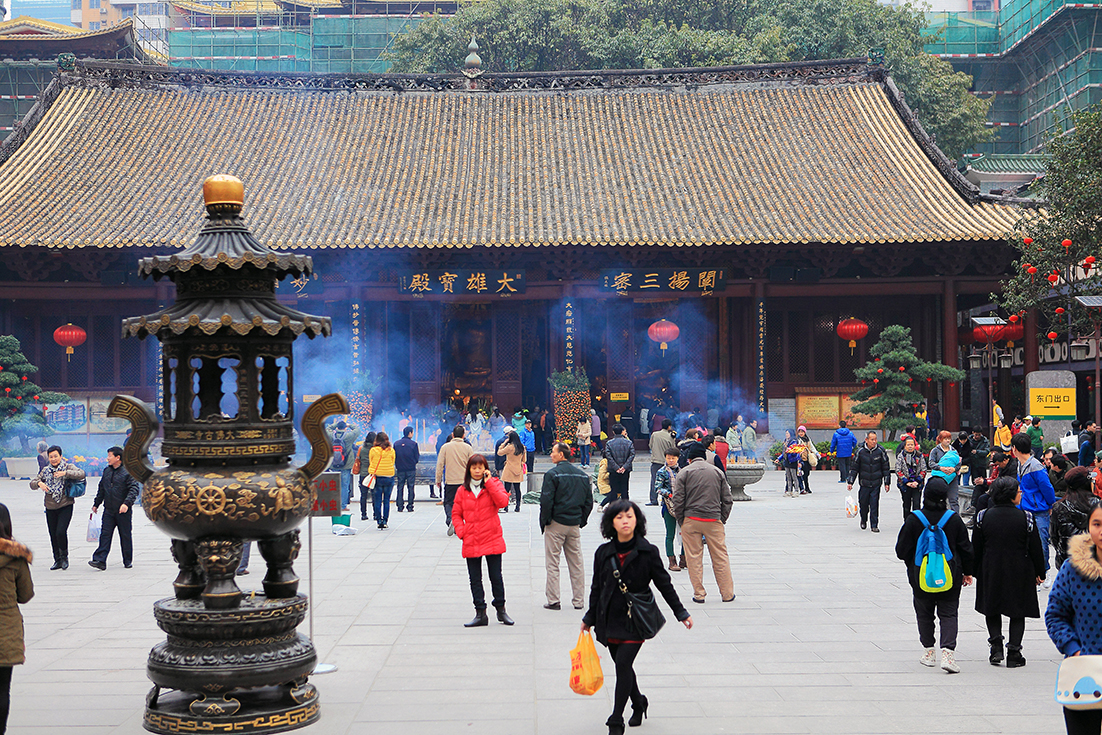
top-left (608, 642), bottom-right (644, 724)
top-left (92, 508), bottom-right (133, 566)
top-left (899, 482), bottom-right (922, 520)
top-left (650, 463), bottom-right (662, 504)
top-left (443, 483), bottom-right (461, 527)
top-left (466, 554), bottom-right (505, 609)
top-left (858, 485), bottom-right (881, 529)
top-left (45, 505), bottom-right (73, 562)
top-left (608, 472), bottom-right (630, 502)
top-left (798, 464), bottom-right (811, 493)
top-left (837, 456), bottom-right (851, 482)
top-left (394, 470), bottom-right (416, 510)
top-left (373, 476), bottom-right (394, 525)
top-left (0, 665), bottom-right (11, 735)
top-left (534, 429), bottom-right (544, 454)
top-left (913, 591), bottom-right (960, 650)
top-left (504, 482), bottom-right (521, 510)
top-left (985, 614), bottom-right (1025, 649)
top-left (1064, 708), bottom-right (1102, 735)
top-left (526, 451), bottom-right (534, 474)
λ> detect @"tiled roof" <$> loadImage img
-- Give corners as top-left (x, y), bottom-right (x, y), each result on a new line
top-left (0, 15), bottom-right (86, 35)
top-left (0, 18), bottom-right (146, 62)
top-left (0, 59), bottom-right (1022, 250)
top-left (170, 0), bottom-right (284, 15)
top-left (966, 153), bottom-right (1047, 174)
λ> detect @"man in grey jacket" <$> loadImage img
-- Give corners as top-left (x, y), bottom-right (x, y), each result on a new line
top-left (539, 442), bottom-right (593, 610)
top-left (648, 419), bottom-right (677, 505)
top-left (672, 443), bottom-right (735, 603)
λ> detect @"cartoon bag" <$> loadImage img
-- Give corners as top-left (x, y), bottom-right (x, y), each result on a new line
top-left (1055, 655), bottom-right (1102, 710)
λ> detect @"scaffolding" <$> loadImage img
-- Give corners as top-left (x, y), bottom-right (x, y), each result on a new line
top-left (922, 11), bottom-right (999, 57)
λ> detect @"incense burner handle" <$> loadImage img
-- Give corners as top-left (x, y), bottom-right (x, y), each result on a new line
top-left (107, 395), bottom-right (159, 483)
top-left (298, 393), bottom-right (350, 481)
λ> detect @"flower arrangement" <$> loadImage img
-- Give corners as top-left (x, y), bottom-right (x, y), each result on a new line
top-left (549, 368), bottom-right (591, 444)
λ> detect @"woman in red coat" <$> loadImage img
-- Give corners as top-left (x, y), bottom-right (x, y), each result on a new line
top-left (452, 454), bottom-right (515, 627)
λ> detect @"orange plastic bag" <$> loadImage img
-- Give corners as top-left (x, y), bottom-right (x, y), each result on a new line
top-left (569, 631), bottom-right (604, 696)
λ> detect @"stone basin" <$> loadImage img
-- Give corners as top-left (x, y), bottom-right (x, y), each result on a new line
top-left (726, 462), bottom-right (766, 501)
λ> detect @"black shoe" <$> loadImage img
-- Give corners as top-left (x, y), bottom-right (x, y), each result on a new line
top-left (124, 563), bottom-right (133, 569)
top-left (860, 522), bottom-right (868, 530)
top-left (496, 607), bottom-right (515, 625)
top-left (60, 559), bottom-right (69, 570)
top-left (989, 637), bottom-right (1004, 665)
top-left (88, 560), bottom-right (106, 571)
top-left (628, 695), bottom-right (648, 727)
top-left (361, 514), bottom-right (368, 521)
top-left (1006, 647), bottom-right (1026, 668)
top-left (407, 507), bottom-right (414, 512)
top-left (50, 560), bottom-right (62, 571)
top-left (514, 506), bottom-right (520, 512)
top-left (464, 609), bottom-right (489, 628)
top-left (543, 602), bottom-right (561, 610)
top-left (606, 715), bottom-right (626, 735)
top-left (396, 507), bottom-right (403, 512)
top-left (871, 527), bottom-right (880, 533)
top-left (645, 502), bottom-right (658, 506)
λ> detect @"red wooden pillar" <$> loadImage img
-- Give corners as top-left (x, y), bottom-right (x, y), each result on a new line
top-left (943, 279), bottom-right (960, 430)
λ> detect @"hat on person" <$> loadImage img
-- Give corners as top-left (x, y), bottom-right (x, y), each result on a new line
top-left (923, 477), bottom-right (949, 505)
top-left (797, 425), bottom-right (807, 433)
top-left (1024, 415), bottom-right (1032, 421)
top-left (503, 426), bottom-right (515, 433)
top-left (686, 442), bottom-right (707, 461)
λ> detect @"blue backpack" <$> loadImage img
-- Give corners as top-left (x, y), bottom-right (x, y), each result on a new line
top-left (913, 510), bottom-right (954, 593)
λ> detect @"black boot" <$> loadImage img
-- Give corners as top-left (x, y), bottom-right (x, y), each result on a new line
top-left (988, 636), bottom-right (1004, 665)
top-left (60, 557), bottom-right (69, 570)
top-left (50, 558), bottom-right (62, 571)
top-left (628, 695), bottom-right (648, 727)
top-left (464, 609), bottom-right (489, 628)
top-left (606, 715), bottom-right (625, 735)
top-left (1006, 645), bottom-right (1026, 668)
top-left (495, 606), bottom-right (515, 626)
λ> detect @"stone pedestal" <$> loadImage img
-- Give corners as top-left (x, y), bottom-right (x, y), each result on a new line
top-left (726, 463), bottom-right (766, 501)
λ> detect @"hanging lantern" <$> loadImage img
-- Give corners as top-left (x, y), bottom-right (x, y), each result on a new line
top-left (1004, 323), bottom-right (1024, 342)
top-left (1008, 314), bottom-right (1019, 323)
top-left (836, 318), bottom-right (869, 355)
top-left (53, 323), bottom-right (86, 362)
top-left (1056, 307), bottom-right (1066, 314)
top-left (877, 368), bottom-right (884, 374)
top-left (1024, 237), bottom-right (1034, 245)
top-left (1048, 273), bottom-right (1060, 284)
top-left (1048, 331), bottom-right (1059, 340)
top-left (1086, 256), bottom-right (1097, 266)
top-left (1063, 239), bottom-right (1073, 248)
top-left (647, 319), bottom-right (680, 354)
top-left (873, 378), bottom-right (879, 383)
top-left (899, 366), bottom-right (905, 372)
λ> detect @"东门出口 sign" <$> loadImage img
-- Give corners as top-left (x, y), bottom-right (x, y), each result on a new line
top-left (1029, 388), bottom-right (1077, 420)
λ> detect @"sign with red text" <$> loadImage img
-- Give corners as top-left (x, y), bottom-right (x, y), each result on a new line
top-left (311, 472), bottom-right (341, 517)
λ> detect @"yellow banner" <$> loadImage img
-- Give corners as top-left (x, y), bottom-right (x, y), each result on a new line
top-left (610, 393), bottom-right (630, 402)
top-left (1029, 388), bottom-right (1077, 420)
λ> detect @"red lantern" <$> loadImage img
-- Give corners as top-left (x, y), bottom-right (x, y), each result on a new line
top-left (1048, 273), bottom-right (1060, 284)
top-left (53, 323), bottom-right (86, 362)
top-left (877, 368), bottom-right (884, 374)
top-left (1063, 239), bottom-right (1073, 248)
top-left (1022, 263), bottom-right (1032, 270)
top-left (1056, 307), bottom-right (1066, 314)
top-left (1027, 266), bottom-right (1037, 275)
top-left (908, 378), bottom-right (913, 382)
top-left (1008, 314), bottom-right (1019, 323)
top-left (1004, 323), bottom-right (1024, 342)
top-left (837, 318), bottom-right (869, 355)
top-left (1048, 331), bottom-right (1059, 340)
top-left (899, 366), bottom-right (905, 371)
top-left (926, 377), bottom-right (933, 382)
top-left (1087, 256), bottom-right (1097, 265)
top-left (873, 378), bottom-right (879, 383)
top-left (1024, 237), bottom-right (1033, 245)
top-left (3, 388), bottom-right (8, 394)
top-left (647, 319), bottom-right (680, 354)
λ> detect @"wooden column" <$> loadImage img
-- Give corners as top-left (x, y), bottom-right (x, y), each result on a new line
top-left (679, 300), bottom-right (708, 414)
top-left (492, 302), bottom-right (522, 413)
top-left (409, 302), bottom-right (440, 408)
top-left (943, 279), bottom-right (960, 430)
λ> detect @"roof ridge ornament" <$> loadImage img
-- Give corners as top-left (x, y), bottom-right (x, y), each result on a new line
top-left (463, 36), bottom-right (483, 79)
top-left (867, 48), bottom-right (884, 66)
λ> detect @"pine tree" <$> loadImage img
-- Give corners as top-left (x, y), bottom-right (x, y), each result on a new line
top-left (848, 326), bottom-right (964, 440)
top-left (0, 335), bottom-right (68, 452)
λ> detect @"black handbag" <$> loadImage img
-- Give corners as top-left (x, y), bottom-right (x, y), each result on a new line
top-left (611, 558), bottom-right (665, 639)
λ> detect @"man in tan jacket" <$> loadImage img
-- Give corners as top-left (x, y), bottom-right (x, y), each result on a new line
top-left (436, 426), bottom-right (473, 536)
top-left (672, 442), bottom-right (735, 603)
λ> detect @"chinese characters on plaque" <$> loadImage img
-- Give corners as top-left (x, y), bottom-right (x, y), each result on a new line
top-left (398, 270), bottom-right (527, 296)
top-left (564, 300), bottom-right (575, 370)
top-left (599, 269), bottom-right (727, 296)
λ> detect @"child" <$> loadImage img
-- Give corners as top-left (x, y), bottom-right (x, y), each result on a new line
top-left (654, 448), bottom-right (684, 571)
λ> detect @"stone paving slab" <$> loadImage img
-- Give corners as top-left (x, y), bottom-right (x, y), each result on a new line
top-left (0, 467), bottom-right (1066, 734)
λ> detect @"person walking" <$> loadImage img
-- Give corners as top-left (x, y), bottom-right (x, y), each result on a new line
top-left (672, 443), bottom-right (735, 603)
top-left (533, 407), bottom-right (547, 454)
top-left (604, 424), bottom-right (635, 503)
top-left (30, 445), bottom-right (84, 571)
top-left (367, 432), bottom-right (396, 530)
top-left (894, 478), bottom-right (974, 673)
top-left (796, 426), bottom-right (817, 495)
top-left (1078, 421), bottom-right (1098, 468)
top-left (452, 455), bottom-right (514, 628)
top-left (1050, 466), bottom-right (1095, 570)
top-left (393, 425), bottom-right (419, 513)
top-left (973, 476), bottom-right (1046, 668)
top-left (1011, 432), bottom-right (1057, 583)
top-left (327, 420), bottom-right (358, 512)
top-left (1026, 416), bottom-right (1045, 459)
top-left (577, 415), bottom-right (593, 469)
top-left (654, 447), bottom-right (683, 571)
top-left (648, 419), bottom-right (677, 506)
top-left (896, 436), bottom-right (928, 521)
top-left (436, 426), bottom-right (474, 536)
top-left (34, 441), bottom-right (48, 473)
top-left (493, 427), bottom-right (511, 477)
top-left (0, 503), bottom-right (33, 734)
top-left (780, 429), bottom-right (803, 498)
top-left (488, 407), bottom-right (506, 445)
top-left (713, 429), bottom-right (730, 470)
top-left (742, 419), bottom-right (758, 461)
top-left (994, 419), bottom-right (1013, 453)
top-left (540, 442), bottom-right (592, 611)
top-left (968, 427), bottom-right (991, 489)
top-left (88, 446), bottom-right (140, 571)
top-left (847, 431), bottom-right (892, 533)
top-left (1045, 500), bottom-right (1102, 735)
top-left (929, 431), bottom-right (963, 512)
top-left (581, 499), bottom-right (692, 735)
top-left (591, 410), bottom-right (603, 453)
top-left (830, 421), bottom-right (858, 484)
top-left (520, 419), bottom-right (536, 474)
top-left (496, 429), bottom-right (527, 513)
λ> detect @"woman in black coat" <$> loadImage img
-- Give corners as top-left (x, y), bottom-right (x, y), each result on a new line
top-left (582, 499), bottom-right (692, 735)
top-left (973, 476), bottom-right (1046, 667)
top-left (1050, 466), bottom-right (1095, 570)
top-left (894, 478), bottom-right (974, 672)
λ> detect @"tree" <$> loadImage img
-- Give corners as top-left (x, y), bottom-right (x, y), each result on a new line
top-left (996, 104), bottom-right (1102, 341)
top-left (386, 0), bottom-right (991, 158)
top-left (848, 326), bottom-right (964, 440)
top-left (0, 335), bottom-right (68, 452)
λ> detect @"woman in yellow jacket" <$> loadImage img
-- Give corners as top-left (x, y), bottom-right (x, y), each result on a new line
top-left (366, 432), bottom-right (396, 529)
top-left (994, 420), bottom-right (1013, 452)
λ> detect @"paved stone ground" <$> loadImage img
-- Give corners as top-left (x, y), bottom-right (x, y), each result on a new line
top-left (0, 466), bottom-right (1066, 734)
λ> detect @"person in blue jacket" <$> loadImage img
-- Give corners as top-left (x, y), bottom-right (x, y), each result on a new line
top-left (1078, 421), bottom-right (1097, 468)
top-left (830, 421), bottom-right (858, 484)
top-left (1045, 500), bottom-right (1102, 734)
top-left (519, 419), bottom-right (536, 474)
top-left (1011, 432), bottom-right (1058, 582)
